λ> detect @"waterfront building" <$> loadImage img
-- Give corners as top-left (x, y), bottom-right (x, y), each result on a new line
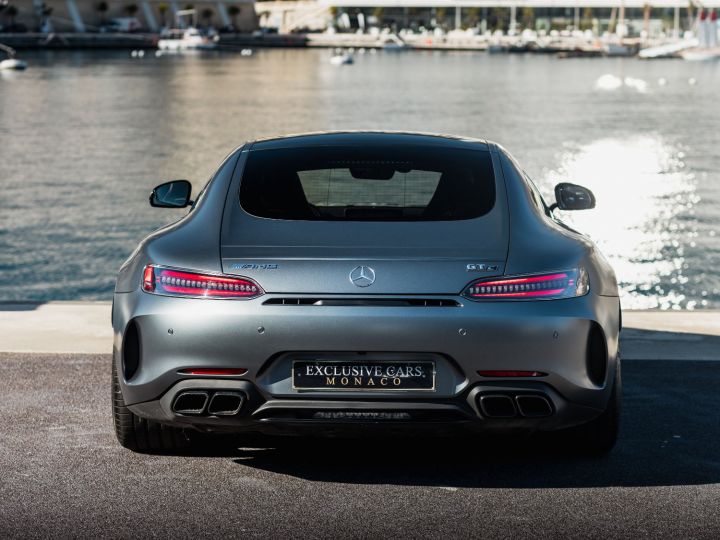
top-left (2, 0), bottom-right (719, 38)
top-left (258, 0), bottom-right (718, 38)
top-left (0, 0), bottom-right (258, 33)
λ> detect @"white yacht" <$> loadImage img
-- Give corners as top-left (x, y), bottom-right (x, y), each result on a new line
top-left (0, 58), bottom-right (27, 70)
top-left (329, 50), bottom-right (354, 65)
top-left (158, 27), bottom-right (218, 51)
top-left (0, 43), bottom-right (27, 70)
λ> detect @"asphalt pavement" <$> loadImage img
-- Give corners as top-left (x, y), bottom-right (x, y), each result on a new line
top-left (1, 345), bottom-right (720, 538)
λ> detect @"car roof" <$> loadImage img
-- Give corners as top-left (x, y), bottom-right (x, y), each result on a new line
top-left (248, 131), bottom-right (490, 151)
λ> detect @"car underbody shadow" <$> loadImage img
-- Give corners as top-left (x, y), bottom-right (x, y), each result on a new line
top-left (215, 358), bottom-right (720, 489)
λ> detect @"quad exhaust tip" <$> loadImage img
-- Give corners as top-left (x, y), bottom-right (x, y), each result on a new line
top-left (478, 394), bottom-right (553, 419)
top-left (207, 392), bottom-right (245, 416)
top-left (479, 395), bottom-right (517, 418)
top-left (172, 390), bottom-right (245, 417)
top-left (172, 391), bottom-right (209, 415)
top-left (515, 395), bottom-right (553, 418)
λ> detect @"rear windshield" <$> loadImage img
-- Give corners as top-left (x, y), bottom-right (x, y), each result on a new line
top-left (239, 145), bottom-right (495, 221)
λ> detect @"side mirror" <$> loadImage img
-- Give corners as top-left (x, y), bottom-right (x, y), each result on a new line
top-left (551, 182), bottom-right (596, 211)
top-left (149, 180), bottom-right (192, 208)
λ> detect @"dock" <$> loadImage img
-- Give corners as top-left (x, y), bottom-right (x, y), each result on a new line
top-left (0, 32), bottom-right (307, 50)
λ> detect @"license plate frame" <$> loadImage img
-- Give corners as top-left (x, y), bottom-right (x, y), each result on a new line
top-left (292, 360), bottom-right (436, 392)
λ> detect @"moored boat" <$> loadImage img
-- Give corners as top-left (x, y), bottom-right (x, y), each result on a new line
top-left (0, 43), bottom-right (27, 70)
top-left (0, 58), bottom-right (28, 70)
top-left (158, 27), bottom-right (218, 51)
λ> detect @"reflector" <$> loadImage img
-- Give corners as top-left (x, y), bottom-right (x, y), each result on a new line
top-left (178, 368), bottom-right (248, 376)
top-left (142, 266), bottom-right (155, 292)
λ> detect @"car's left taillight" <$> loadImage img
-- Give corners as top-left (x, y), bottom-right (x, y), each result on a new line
top-left (142, 265), bottom-right (263, 299)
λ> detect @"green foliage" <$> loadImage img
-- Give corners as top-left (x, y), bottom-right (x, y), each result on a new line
top-left (466, 7), bottom-right (480, 25)
top-left (489, 7), bottom-right (507, 31)
top-left (5, 4), bottom-right (19, 19)
top-left (521, 7), bottom-right (534, 29)
top-left (581, 7), bottom-right (593, 30)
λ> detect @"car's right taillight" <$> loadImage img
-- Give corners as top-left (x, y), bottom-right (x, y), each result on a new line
top-left (463, 268), bottom-right (589, 301)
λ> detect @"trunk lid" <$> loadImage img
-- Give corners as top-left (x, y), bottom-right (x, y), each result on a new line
top-left (221, 138), bottom-right (508, 295)
top-left (221, 220), bottom-right (508, 295)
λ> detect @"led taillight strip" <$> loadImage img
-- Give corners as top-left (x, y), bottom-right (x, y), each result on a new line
top-left (467, 273), bottom-right (570, 298)
top-left (471, 288), bottom-right (567, 298)
top-left (142, 266), bottom-right (263, 299)
top-left (464, 270), bottom-right (586, 300)
top-left (478, 273), bottom-right (569, 287)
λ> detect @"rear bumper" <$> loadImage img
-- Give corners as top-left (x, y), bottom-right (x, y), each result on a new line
top-left (114, 289), bottom-right (620, 433)
top-left (127, 378), bottom-right (605, 435)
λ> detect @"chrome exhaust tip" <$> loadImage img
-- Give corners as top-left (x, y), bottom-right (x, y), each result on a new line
top-left (172, 391), bottom-right (209, 415)
top-left (207, 392), bottom-right (245, 416)
top-left (478, 395), bottom-right (517, 418)
top-left (516, 395), bottom-right (553, 418)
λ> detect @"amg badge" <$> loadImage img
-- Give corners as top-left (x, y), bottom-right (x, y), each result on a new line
top-left (466, 263), bottom-right (499, 272)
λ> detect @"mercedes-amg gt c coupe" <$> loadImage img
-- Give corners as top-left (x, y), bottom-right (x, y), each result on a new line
top-left (112, 132), bottom-right (621, 455)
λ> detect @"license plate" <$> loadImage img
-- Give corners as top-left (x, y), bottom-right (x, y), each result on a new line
top-left (292, 361), bottom-right (436, 391)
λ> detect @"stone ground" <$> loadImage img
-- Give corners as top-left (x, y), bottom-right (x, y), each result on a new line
top-left (1, 345), bottom-right (719, 538)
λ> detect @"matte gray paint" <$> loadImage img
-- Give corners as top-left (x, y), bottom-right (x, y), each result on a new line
top-left (113, 132), bottom-right (620, 435)
top-left (220, 145), bottom-right (509, 295)
top-left (115, 147), bottom-right (242, 293)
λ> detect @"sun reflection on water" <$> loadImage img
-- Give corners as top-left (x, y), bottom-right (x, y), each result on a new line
top-left (540, 136), bottom-right (699, 310)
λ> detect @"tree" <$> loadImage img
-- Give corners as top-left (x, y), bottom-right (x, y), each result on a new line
top-left (466, 7), bottom-right (480, 27)
top-left (4, 4), bottom-right (18, 25)
top-left (125, 3), bottom-right (138, 17)
top-left (372, 7), bottom-right (383, 20)
top-left (489, 7), bottom-right (507, 31)
top-left (521, 7), bottom-right (534, 30)
top-left (435, 7), bottom-right (446, 26)
top-left (200, 7), bottom-right (213, 27)
top-left (227, 5), bottom-right (240, 29)
top-left (581, 7), bottom-right (593, 31)
top-left (96, 1), bottom-right (108, 24)
top-left (157, 2), bottom-right (169, 26)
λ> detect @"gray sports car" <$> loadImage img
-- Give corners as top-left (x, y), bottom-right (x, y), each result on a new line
top-left (112, 132), bottom-right (621, 455)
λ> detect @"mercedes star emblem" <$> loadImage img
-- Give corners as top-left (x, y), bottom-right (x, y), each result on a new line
top-left (350, 266), bottom-right (376, 287)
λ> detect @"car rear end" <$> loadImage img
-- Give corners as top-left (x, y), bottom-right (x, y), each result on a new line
top-left (116, 133), bottom-right (619, 440)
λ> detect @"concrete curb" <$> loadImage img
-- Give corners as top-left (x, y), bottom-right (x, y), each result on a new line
top-left (0, 301), bottom-right (112, 354)
top-left (1, 302), bottom-right (719, 360)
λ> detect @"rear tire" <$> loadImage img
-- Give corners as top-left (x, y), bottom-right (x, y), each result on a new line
top-left (112, 359), bottom-right (192, 454)
top-left (564, 359), bottom-right (621, 456)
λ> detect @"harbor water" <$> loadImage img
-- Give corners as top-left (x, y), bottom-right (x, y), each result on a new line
top-left (1, 49), bottom-right (719, 308)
